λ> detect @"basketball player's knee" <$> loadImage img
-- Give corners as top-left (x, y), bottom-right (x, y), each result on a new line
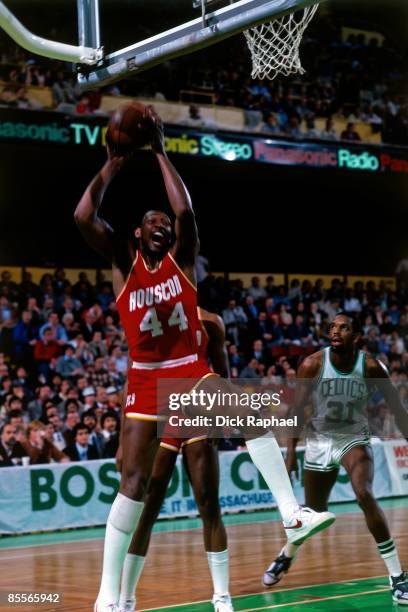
top-left (108, 492), bottom-right (143, 534)
top-left (355, 488), bottom-right (375, 510)
top-left (196, 492), bottom-right (221, 525)
top-left (120, 469), bottom-right (149, 501)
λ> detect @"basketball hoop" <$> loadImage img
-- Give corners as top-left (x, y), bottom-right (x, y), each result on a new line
top-left (244, 4), bottom-right (319, 80)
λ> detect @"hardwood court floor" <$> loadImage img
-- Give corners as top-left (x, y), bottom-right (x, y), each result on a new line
top-left (0, 499), bottom-right (407, 612)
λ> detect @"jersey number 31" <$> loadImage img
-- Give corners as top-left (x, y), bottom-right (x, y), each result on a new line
top-left (140, 302), bottom-right (188, 337)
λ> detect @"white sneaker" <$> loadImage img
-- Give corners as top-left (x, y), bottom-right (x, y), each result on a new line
top-left (118, 598), bottom-right (136, 612)
top-left (94, 600), bottom-right (119, 612)
top-left (212, 593), bottom-right (234, 611)
top-left (284, 506), bottom-right (335, 546)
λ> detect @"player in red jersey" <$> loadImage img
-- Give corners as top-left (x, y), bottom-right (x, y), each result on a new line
top-left (117, 308), bottom-right (232, 612)
top-left (75, 109), bottom-right (335, 612)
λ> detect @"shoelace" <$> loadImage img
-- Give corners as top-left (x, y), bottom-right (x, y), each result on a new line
top-left (395, 572), bottom-right (408, 586)
top-left (214, 595), bottom-right (231, 604)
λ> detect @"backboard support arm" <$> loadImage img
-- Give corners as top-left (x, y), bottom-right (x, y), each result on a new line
top-left (77, 0), bottom-right (101, 50)
top-left (77, 0), bottom-right (324, 89)
top-left (0, 0), bottom-right (102, 65)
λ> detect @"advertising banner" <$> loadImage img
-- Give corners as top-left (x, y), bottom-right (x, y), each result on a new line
top-left (382, 440), bottom-right (408, 495)
top-left (0, 441), bottom-right (402, 534)
top-left (0, 109), bottom-right (407, 174)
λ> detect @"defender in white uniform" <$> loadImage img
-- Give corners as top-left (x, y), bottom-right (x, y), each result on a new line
top-left (262, 314), bottom-right (408, 606)
top-left (304, 345), bottom-right (370, 472)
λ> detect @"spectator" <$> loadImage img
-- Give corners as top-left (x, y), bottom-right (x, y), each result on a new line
top-left (63, 401), bottom-right (82, 446)
top-left (370, 404), bottom-right (397, 438)
top-left (52, 71), bottom-right (78, 107)
top-left (222, 300), bottom-right (248, 346)
top-left (227, 344), bottom-right (242, 378)
top-left (46, 410), bottom-right (67, 451)
top-left (88, 331), bottom-right (108, 358)
top-left (320, 117), bottom-right (338, 140)
top-left (109, 346), bottom-right (128, 374)
top-left (12, 310), bottom-right (38, 365)
top-left (0, 423), bottom-right (29, 467)
top-left (27, 385), bottom-right (53, 421)
top-left (33, 328), bottom-right (62, 380)
top-left (100, 410), bottom-right (119, 458)
top-left (247, 339), bottom-right (271, 368)
top-left (285, 116), bottom-right (304, 139)
top-left (39, 312), bottom-right (68, 344)
top-left (247, 276), bottom-right (267, 303)
top-left (55, 345), bottom-right (84, 378)
top-left (63, 423), bottom-right (99, 461)
top-left (240, 358), bottom-right (262, 379)
top-left (260, 113), bottom-right (282, 135)
top-left (82, 387), bottom-right (97, 410)
top-left (182, 104), bottom-right (210, 128)
top-left (255, 313), bottom-right (274, 348)
top-left (341, 122), bottom-right (361, 141)
top-left (24, 420), bottom-right (69, 464)
top-left (82, 409), bottom-right (104, 457)
top-left (261, 365), bottom-right (282, 387)
top-left (106, 386), bottom-right (121, 411)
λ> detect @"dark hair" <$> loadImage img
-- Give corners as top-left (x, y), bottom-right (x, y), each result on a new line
top-left (82, 409), bottom-right (96, 420)
top-left (73, 423), bottom-right (90, 437)
top-left (101, 410), bottom-right (119, 429)
top-left (141, 210), bottom-right (170, 226)
top-left (9, 395), bottom-right (22, 405)
top-left (334, 313), bottom-right (362, 334)
top-left (8, 408), bottom-right (23, 420)
top-left (64, 398), bottom-right (79, 415)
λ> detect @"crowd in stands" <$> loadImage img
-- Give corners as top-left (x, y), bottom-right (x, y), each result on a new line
top-left (0, 266), bottom-right (407, 467)
top-left (0, 16), bottom-right (407, 145)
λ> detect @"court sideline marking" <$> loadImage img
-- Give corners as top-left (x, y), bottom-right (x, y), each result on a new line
top-left (139, 575), bottom-right (390, 611)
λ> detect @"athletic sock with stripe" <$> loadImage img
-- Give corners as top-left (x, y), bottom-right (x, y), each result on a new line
top-left (377, 539), bottom-right (403, 577)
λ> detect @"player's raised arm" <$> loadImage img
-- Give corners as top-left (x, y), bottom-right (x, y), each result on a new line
top-left (366, 355), bottom-right (408, 439)
top-left (203, 312), bottom-right (230, 379)
top-left (147, 107), bottom-right (199, 268)
top-left (74, 151), bottom-right (125, 261)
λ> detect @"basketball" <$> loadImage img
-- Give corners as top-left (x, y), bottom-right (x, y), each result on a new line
top-left (106, 101), bottom-right (153, 155)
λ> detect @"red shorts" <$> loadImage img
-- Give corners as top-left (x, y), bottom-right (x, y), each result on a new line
top-left (124, 357), bottom-right (216, 420)
top-left (160, 434), bottom-right (207, 453)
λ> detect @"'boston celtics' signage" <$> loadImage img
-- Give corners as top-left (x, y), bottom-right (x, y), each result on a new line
top-left (0, 443), bottom-right (400, 534)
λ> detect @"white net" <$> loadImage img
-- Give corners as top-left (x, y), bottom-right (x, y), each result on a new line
top-left (244, 4), bottom-right (319, 80)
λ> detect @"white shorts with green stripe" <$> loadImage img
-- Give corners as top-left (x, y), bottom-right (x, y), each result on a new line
top-left (304, 433), bottom-right (371, 472)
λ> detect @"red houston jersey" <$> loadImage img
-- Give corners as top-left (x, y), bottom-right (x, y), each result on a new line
top-left (117, 251), bottom-right (203, 365)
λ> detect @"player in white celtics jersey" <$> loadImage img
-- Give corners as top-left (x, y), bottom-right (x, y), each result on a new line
top-left (263, 314), bottom-right (408, 606)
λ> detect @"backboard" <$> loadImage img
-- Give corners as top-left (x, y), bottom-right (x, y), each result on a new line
top-left (0, 0), bottom-right (324, 88)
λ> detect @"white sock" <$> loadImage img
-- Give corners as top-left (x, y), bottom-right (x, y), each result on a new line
top-left (119, 554), bottom-right (145, 606)
top-left (246, 432), bottom-right (298, 523)
top-left (378, 539), bottom-right (403, 577)
top-left (207, 549), bottom-right (229, 597)
top-left (283, 542), bottom-right (300, 559)
top-left (97, 493), bottom-right (144, 605)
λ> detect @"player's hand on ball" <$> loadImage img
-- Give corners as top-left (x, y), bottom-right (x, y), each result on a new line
top-left (106, 144), bottom-right (127, 172)
top-left (146, 105), bottom-right (165, 154)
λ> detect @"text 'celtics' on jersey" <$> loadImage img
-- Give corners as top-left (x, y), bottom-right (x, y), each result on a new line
top-left (311, 346), bottom-right (370, 437)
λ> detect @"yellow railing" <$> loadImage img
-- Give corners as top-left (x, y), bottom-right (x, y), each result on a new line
top-left (0, 266), bottom-right (396, 289)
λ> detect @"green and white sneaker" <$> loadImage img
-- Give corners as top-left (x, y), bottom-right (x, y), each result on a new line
top-left (390, 572), bottom-right (408, 605)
